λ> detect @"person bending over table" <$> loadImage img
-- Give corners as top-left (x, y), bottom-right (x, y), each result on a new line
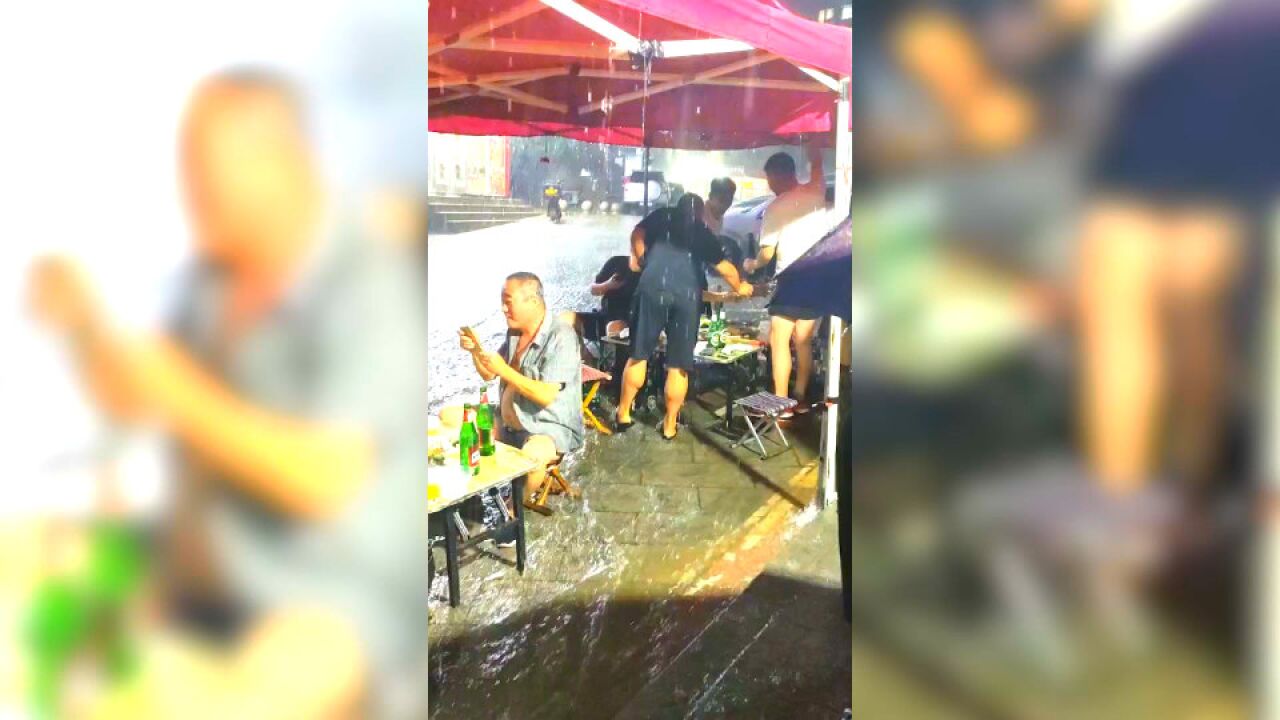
top-left (460, 272), bottom-right (584, 499)
top-left (745, 144), bottom-right (830, 416)
top-left (619, 194), bottom-right (753, 440)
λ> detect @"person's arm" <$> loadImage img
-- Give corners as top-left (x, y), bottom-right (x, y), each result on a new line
top-left (590, 275), bottom-right (622, 297)
top-left (629, 225), bottom-right (647, 273)
top-left (711, 260), bottom-right (753, 297)
top-left (30, 257), bottom-right (398, 521)
top-left (746, 244), bottom-right (776, 274)
top-left (473, 353), bottom-right (498, 382)
top-left (713, 259), bottom-right (742, 290)
top-left (461, 331), bottom-right (499, 381)
top-left (476, 350), bottom-right (561, 408)
top-left (496, 364), bottom-right (561, 408)
top-left (129, 337), bottom-right (373, 519)
top-left (481, 323), bottom-right (580, 411)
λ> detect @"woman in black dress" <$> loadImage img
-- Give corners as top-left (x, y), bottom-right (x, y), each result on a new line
top-left (617, 193), bottom-right (752, 439)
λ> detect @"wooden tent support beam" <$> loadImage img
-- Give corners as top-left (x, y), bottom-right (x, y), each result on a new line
top-left (427, 0), bottom-right (548, 56)
top-left (431, 66), bottom-right (826, 94)
top-left (429, 62), bottom-right (465, 78)
top-left (792, 63), bottom-right (843, 92)
top-left (576, 68), bottom-right (828, 92)
top-left (430, 67), bottom-right (566, 90)
top-left (429, 90), bottom-right (477, 108)
top-left (446, 37), bottom-right (627, 61)
top-left (578, 52), bottom-right (778, 115)
top-left (475, 82), bottom-right (569, 113)
top-left (428, 74), bottom-right (539, 109)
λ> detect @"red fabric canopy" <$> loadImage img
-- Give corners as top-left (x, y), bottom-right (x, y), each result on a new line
top-left (428, 0), bottom-right (851, 149)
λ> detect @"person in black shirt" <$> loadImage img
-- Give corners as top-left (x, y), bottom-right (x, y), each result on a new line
top-left (566, 255), bottom-right (638, 343)
top-left (617, 194), bottom-right (753, 439)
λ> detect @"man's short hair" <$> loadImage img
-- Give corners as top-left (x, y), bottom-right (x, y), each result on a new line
top-left (505, 272), bottom-right (545, 302)
top-left (709, 177), bottom-right (737, 202)
top-left (764, 152), bottom-right (796, 177)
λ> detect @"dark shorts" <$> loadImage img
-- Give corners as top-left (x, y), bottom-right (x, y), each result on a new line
top-left (768, 303), bottom-right (823, 321)
top-left (768, 273), bottom-right (824, 320)
top-left (630, 288), bottom-right (700, 370)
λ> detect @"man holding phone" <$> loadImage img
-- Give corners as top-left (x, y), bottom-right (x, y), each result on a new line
top-left (459, 272), bottom-right (584, 500)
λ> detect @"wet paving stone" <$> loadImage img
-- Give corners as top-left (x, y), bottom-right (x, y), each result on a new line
top-left (586, 484), bottom-right (700, 515)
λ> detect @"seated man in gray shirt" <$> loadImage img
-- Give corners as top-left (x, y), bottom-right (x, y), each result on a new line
top-left (459, 272), bottom-right (584, 498)
top-left (28, 70), bottom-right (427, 719)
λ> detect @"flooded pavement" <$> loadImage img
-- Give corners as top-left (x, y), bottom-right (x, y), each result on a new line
top-left (427, 215), bottom-right (847, 718)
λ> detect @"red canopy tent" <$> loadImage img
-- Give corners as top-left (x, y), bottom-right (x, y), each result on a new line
top-left (428, 0), bottom-right (852, 150)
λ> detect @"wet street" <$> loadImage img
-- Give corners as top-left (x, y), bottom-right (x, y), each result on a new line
top-left (426, 214), bottom-right (851, 719)
top-left (427, 213), bottom-right (632, 415)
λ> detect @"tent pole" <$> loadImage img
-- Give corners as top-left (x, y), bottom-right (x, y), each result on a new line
top-left (836, 77), bottom-right (852, 214)
top-left (1260, 202), bottom-right (1280, 720)
top-left (819, 77), bottom-right (852, 509)
top-left (640, 47), bottom-right (653, 216)
top-left (643, 145), bottom-right (650, 214)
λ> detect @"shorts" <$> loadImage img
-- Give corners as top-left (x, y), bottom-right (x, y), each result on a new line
top-left (630, 287), bottom-right (700, 370)
top-left (768, 303), bottom-right (823, 321)
top-left (768, 272), bottom-right (824, 320)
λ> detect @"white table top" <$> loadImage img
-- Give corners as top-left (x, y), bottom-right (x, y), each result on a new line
top-left (427, 442), bottom-right (537, 514)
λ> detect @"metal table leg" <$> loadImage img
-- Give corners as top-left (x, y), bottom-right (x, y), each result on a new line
top-left (443, 510), bottom-right (461, 608)
top-left (513, 476), bottom-right (527, 574)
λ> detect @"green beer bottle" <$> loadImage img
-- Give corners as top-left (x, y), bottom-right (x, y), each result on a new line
top-left (476, 391), bottom-right (495, 456)
top-left (459, 408), bottom-right (480, 475)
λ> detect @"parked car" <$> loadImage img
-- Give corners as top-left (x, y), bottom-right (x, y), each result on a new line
top-left (621, 171), bottom-right (671, 214)
top-left (720, 194), bottom-right (774, 262)
top-left (575, 176), bottom-right (623, 214)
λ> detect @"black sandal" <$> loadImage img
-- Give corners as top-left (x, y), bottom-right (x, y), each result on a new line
top-left (615, 410), bottom-right (635, 432)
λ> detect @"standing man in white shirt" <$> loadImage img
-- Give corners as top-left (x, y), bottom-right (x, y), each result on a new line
top-left (746, 144), bottom-right (830, 416)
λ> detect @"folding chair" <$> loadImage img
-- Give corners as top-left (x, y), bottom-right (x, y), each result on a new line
top-left (730, 392), bottom-right (799, 460)
top-left (581, 365), bottom-right (613, 436)
top-left (523, 454), bottom-right (580, 516)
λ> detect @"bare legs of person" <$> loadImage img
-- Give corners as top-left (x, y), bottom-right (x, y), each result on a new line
top-left (521, 434), bottom-right (560, 500)
top-left (617, 357), bottom-right (647, 426)
top-left (662, 368), bottom-right (688, 438)
top-left (770, 317), bottom-right (795, 399)
top-left (1078, 200), bottom-right (1240, 496)
top-left (792, 318), bottom-right (817, 409)
top-left (769, 315), bottom-right (819, 410)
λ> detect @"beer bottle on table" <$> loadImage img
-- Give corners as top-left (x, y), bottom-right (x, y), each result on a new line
top-left (710, 305), bottom-right (725, 349)
top-left (477, 391), bottom-right (495, 456)
top-left (459, 409), bottom-right (480, 476)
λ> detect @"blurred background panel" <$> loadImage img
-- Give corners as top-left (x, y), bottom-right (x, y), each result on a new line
top-left (0, 2), bottom-right (427, 718)
top-left (848, 0), bottom-right (1270, 717)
